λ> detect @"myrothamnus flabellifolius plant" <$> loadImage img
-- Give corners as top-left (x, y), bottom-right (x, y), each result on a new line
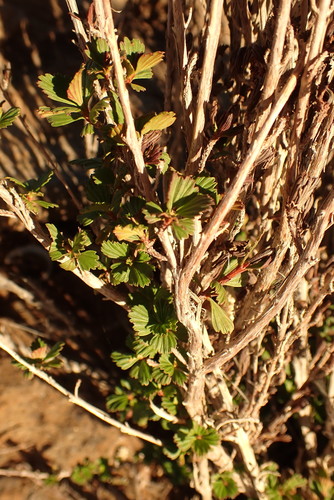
top-left (35, 36), bottom-right (225, 462)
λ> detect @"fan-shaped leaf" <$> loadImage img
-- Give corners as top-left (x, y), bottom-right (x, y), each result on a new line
top-left (129, 304), bottom-right (150, 335)
top-left (38, 73), bottom-right (73, 104)
top-left (135, 52), bottom-right (164, 78)
top-left (77, 250), bottom-right (100, 271)
top-left (166, 174), bottom-right (197, 211)
top-left (101, 241), bottom-right (129, 259)
top-left (67, 67), bottom-right (84, 105)
top-left (209, 298), bottom-right (234, 334)
top-left (0, 106), bottom-right (20, 129)
top-left (140, 111), bottom-right (176, 136)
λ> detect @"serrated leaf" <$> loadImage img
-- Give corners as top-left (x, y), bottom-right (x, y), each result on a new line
top-left (24, 170), bottom-right (54, 192)
top-left (131, 338), bottom-right (157, 357)
top-left (282, 474), bottom-right (307, 493)
top-left (151, 331), bottom-right (177, 353)
top-left (111, 351), bottom-right (138, 370)
top-left (130, 360), bottom-right (152, 385)
top-left (59, 257), bottom-right (77, 271)
top-left (130, 83), bottom-right (147, 92)
top-left (129, 304), bottom-right (150, 335)
top-left (171, 218), bottom-right (195, 240)
top-left (153, 370), bottom-right (172, 385)
top-left (212, 281), bottom-right (228, 304)
top-left (46, 223), bottom-right (60, 241)
top-left (128, 262), bottom-right (154, 287)
top-left (196, 176), bottom-right (220, 203)
top-left (101, 240), bottom-right (129, 258)
top-left (0, 106), bottom-right (20, 129)
top-left (89, 98), bottom-right (109, 124)
top-left (81, 123), bottom-right (94, 136)
top-left (106, 393), bottom-right (131, 412)
top-left (224, 273), bottom-right (248, 287)
top-left (175, 424), bottom-right (219, 456)
top-left (135, 52), bottom-right (164, 78)
top-left (172, 368), bottom-right (187, 386)
top-left (110, 262), bottom-right (130, 284)
top-left (77, 250), bottom-right (100, 271)
top-left (38, 106), bottom-right (83, 127)
top-left (120, 37), bottom-right (145, 56)
top-left (113, 224), bottom-right (146, 242)
top-left (174, 193), bottom-right (211, 218)
top-left (213, 474), bottom-right (239, 499)
top-left (108, 91), bottom-right (124, 124)
top-left (37, 73), bottom-right (73, 105)
top-left (209, 298), bottom-right (234, 334)
top-left (143, 201), bottom-right (164, 224)
top-left (67, 67), bottom-right (84, 105)
top-left (140, 111), bottom-right (176, 136)
top-left (159, 354), bottom-right (174, 375)
top-left (166, 174), bottom-right (197, 211)
top-left (72, 231), bottom-right (92, 252)
top-left (44, 341), bottom-right (65, 362)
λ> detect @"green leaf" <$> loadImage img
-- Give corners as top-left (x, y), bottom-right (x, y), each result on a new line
top-left (43, 341), bottom-right (65, 363)
top-left (209, 298), bottom-right (234, 334)
top-left (196, 176), bottom-right (220, 203)
top-left (175, 424), bottom-right (219, 456)
top-left (212, 281), bottom-right (228, 304)
top-left (130, 360), bottom-right (152, 385)
top-left (120, 37), bottom-right (145, 57)
top-left (108, 91), bottom-right (124, 124)
top-left (77, 250), bottom-right (100, 271)
top-left (37, 73), bottom-right (73, 105)
top-left (159, 354), bottom-right (175, 376)
top-left (129, 304), bottom-right (151, 335)
top-left (130, 82), bottom-right (147, 92)
top-left (128, 261), bottom-right (154, 287)
top-left (89, 98), bottom-right (109, 124)
top-left (143, 201), bottom-right (164, 224)
top-left (101, 241), bottom-right (129, 259)
top-left (135, 52), bottom-right (164, 79)
top-left (171, 218), bottom-right (195, 240)
top-left (140, 111), bottom-right (176, 136)
top-left (71, 231), bottom-right (92, 252)
top-left (24, 170), bottom-right (54, 192)
top-left (106, 393), bottom-right (131, 412)
top-left (166, 174), bottom-right (197, 211)
top-left (213, 473), bottom-right (239, 499)
top-left (110, 262), bottom-right (130, 284)
top-left (59, 257), bottom-right (76, 271)
top-left (111, 351), bottom-right (139, 370)
top-left (281, 474), bottom-right (307, 494)
top-left (151, 331), bottom-right (177, 354)
top-left (0, 106), bottom-right (20, 129)
top-left (174, 193), bottom-right (211, 218)
top-left (224, 273), bottom-right (248, 287)
top-left (38, 106), bottom-right (83, 127)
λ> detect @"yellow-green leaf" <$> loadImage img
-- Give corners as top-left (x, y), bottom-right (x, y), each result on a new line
top-left (141, 111), bottom-right (176, 136)
top-left (209, 298), bottom-right (234, 334)
top-left (67, 67), bottom-right (84, 106)
top-left (136, 52), bottom-right (164, 74)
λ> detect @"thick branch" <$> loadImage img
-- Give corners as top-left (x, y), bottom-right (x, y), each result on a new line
top-left (204, 190), bottom-right (334, 373)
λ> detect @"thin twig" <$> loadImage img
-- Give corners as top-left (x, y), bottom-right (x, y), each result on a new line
top-left (0, 335), bottom-right (163, 447)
